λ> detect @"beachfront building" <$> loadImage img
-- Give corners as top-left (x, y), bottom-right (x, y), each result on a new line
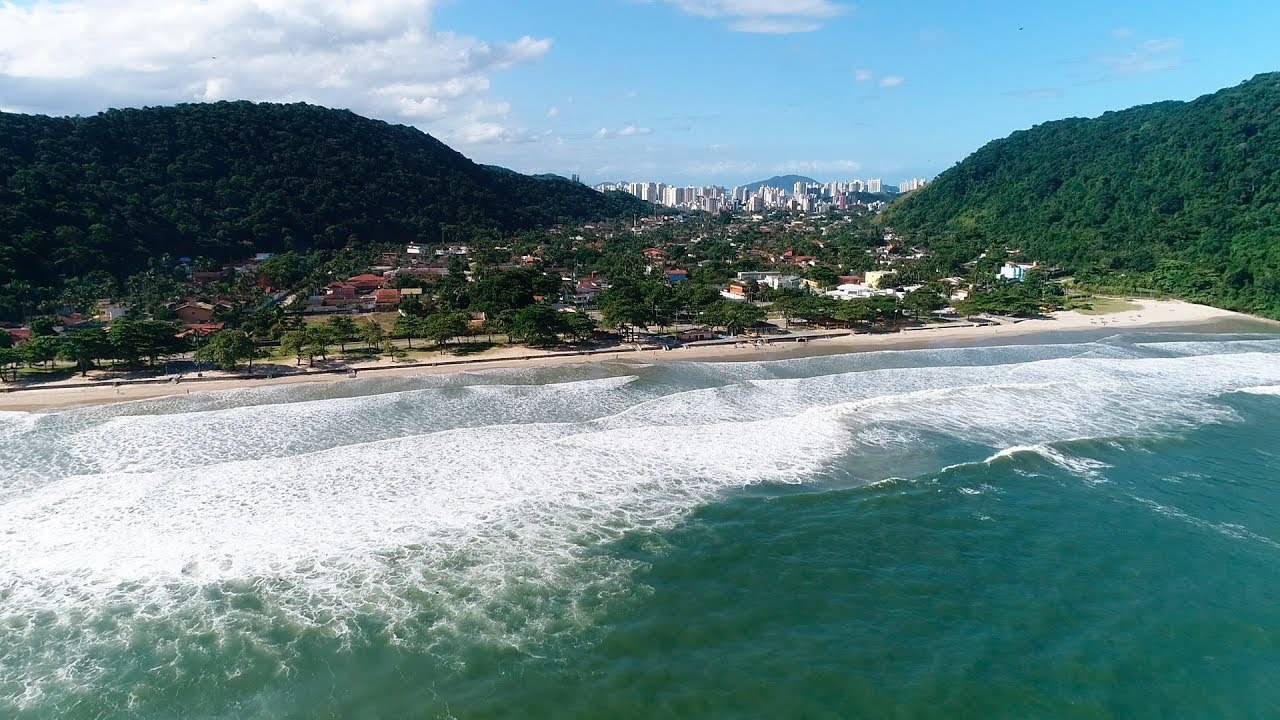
top-left (999, 262), bottom-right (1038, 282)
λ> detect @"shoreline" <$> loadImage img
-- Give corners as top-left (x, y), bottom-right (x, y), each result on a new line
top-left (2, 299), bottom-right (1275, 412)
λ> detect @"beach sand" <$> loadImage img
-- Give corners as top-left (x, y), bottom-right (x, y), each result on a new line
top-left (1, 299), bottom-right (1273, 412)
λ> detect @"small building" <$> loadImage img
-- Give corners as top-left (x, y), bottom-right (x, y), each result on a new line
top-left (677, 328), bottom-right (718, 343)
top-left (372, 288), bottom-right (402, 311)
top-left (325, 282), bottom-right (359, 301)
top-left (177, 322), bottom-right (226, 338)
top-left (999, 262), bottom-right (1038, 282)
top-left (174, 302), bottom-right (216, 324)
top-left (5, 328), bottom-right (31, 345)
top-left (720, 283), bottom-right (750, 301)
top-left (95, 301), bottom-right (130, 322)
top-left (192, 271), bottom-right (226, 287)
top-left (346, 274), bottom-right (387, 292)
top-left (759, 275), bottom-right (803, 291)
top-left (666, 268), bottom-right (689, 284)
top-left (736, 271), bottom-right (784, 282)
top-left (864, 270), bottom-right (897, 289)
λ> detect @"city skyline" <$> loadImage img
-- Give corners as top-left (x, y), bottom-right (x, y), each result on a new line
top-left (1, 1), bottom-right (1278, 185)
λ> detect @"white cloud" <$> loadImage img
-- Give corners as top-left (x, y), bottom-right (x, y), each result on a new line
top-left (1095, 37), bottom-right (1183, 77)
top-left (547, 105), bottom-right (560, 118)
top-left (776, 159), bottom-right (863, 174)
top-left (0, 0), bottom-right (551, 145)
top-left (854, 68), bottom-right (873, 82)
top-left (591, 125), bottom-right (653, 140)
top-left (1001, 87), bottom-right (1064, 100)
top-left (651, 0), bottom-right (846, 34)
top-left (1111, 27), bottom-right (1133, 39)
top-left (878, 75), bottom-right (905, 88)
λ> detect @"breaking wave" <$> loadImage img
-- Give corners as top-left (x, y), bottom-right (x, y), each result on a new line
top-left (3, 334), bottom-right (1280, 711)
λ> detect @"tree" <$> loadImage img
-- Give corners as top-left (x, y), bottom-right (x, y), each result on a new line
top-left (561, 312), bottom-right (597, 343)
top-left (393, 314), bottom-right (424, 348)
top-left (0, 347), bottom-right (20, 382)
top-left (901, 289), bottom-right (947, 320)
top-left (700, 301), bottom-right (765, 337)
top-left (0, 332), bottom-right (10, 349)
top-left (359, 321), bottom-right (386, 351)
top-left (58, 329), bottom-right (110, 376)
top-left (194, 330), bottom-right (258, 371)
top-left (20, 336), bottom-right (60, 369)
top-left (280, 329), bottom-right (309, 366)
top-left (29, 317), bottom-right (58, 337)
top-left (326, 315), bottom-right (358, 352)
top-left (506, 305), bottom-right (566, 347)
top-left (425, 312), bottom-right (470, 348)
top-left (110, 319), bottom-right (186, 367)
top-left (303, 325), bottom-right (332, 361)
top-left (599, 278), bottom-right (652, 340)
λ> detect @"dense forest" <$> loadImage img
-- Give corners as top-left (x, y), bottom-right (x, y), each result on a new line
top-left (0, 101), bottom-right (650, 316)
top-left (883, 72), bottom-right (1280, 317)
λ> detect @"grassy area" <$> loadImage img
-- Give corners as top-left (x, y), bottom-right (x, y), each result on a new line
top-left (1071, 296), bottom-right (1142, 315)
top-left (302, 311), bottom-right (400, 330)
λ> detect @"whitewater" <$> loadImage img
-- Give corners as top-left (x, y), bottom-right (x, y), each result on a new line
top-left (4, 330), bottom-right (1280, 718)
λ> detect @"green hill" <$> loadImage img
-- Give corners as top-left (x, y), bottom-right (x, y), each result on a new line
top-left (742, 175), bottom-right (819, 193)
top-left (0, 101), bottom-right (650, 315)
top-left (883, 72), bottom-right (1280, 317)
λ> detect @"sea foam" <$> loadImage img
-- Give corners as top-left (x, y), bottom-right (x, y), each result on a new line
top-left (3, 336), bottom-right (1280, 710)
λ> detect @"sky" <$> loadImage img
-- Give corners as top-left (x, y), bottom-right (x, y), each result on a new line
top-left (0, 0), bottom-right (1277, 187)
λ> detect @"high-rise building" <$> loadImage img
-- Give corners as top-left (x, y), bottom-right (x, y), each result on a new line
top-left (868, 178), bottom-right (883, 193)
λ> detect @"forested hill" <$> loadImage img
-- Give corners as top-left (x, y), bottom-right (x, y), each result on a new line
top-left (883, 72), bottom-right (1280, 317)
top-left (0, 101), bottom-right (649, 290)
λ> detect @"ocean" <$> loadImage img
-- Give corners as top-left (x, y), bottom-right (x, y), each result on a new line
top-left (3, 328), bottom-right (1280, 719)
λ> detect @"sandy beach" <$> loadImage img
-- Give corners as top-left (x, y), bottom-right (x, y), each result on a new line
top-left (1, 299), bottom-right (1273, 412)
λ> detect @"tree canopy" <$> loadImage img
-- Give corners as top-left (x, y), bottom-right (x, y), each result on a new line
top-left (0, 101), bottom-right (652, 320)
top-left (883, 72), bottom-right (1280, 318)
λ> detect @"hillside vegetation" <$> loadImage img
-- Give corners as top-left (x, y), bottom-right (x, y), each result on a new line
top-left (0, 101), bottom-right (648, 313)
top-left (884, 72), bottom-right (1280, 317)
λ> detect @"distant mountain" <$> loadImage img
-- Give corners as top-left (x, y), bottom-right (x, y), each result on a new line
top-left (883, 72), bottom-right (1280, 318)
top-left (741, 175), bottom-right (819, 193)
top-left (0, 101), bottom-right (651, 317)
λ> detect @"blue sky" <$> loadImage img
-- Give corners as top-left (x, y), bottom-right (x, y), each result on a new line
top-left (1, 0), bottom-right (1277, 186)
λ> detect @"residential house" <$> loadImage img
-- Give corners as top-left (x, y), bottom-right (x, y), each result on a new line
top-left (665, 268), bottom-right (689, 284)
top-left (174, 302), bottom-right (216, 324)
top-left (346, 274), bottom-right (386, 292)
top-left (323, 282), bottom-right (362, 306)
top-left (372, 288), bottom-right (402, 311)
top-left (95, 301), bottom-right (130, 322)
top-left (5, 328), bottom-right (31, 345)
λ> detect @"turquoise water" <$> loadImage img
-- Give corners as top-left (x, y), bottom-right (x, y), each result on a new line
top-left (3, 329), bottom-right (1280, 718)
